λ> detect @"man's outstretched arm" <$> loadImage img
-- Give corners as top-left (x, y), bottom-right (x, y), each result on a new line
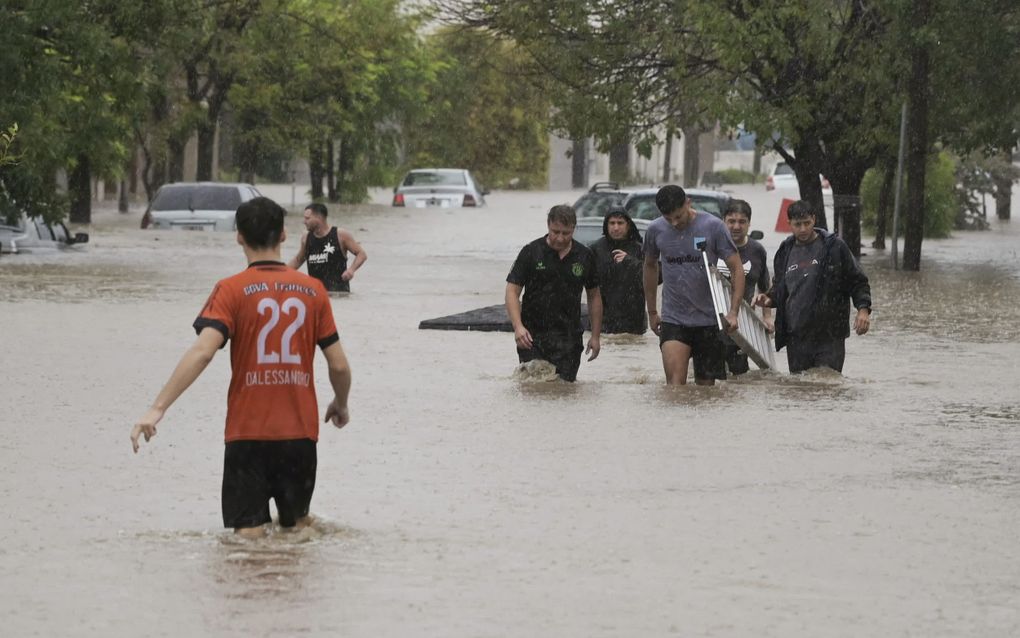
top-left (322, 340), bottom-right (352, 428)
top-left (130, 327), bottom-right (224, 452)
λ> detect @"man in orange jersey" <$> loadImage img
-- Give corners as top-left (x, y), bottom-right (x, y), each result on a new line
top-left (130, 197), bottom-right (352, 538)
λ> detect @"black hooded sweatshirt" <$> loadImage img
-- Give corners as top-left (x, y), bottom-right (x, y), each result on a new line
top-left (589, 212), bottom-right (647, 334)
top-left (766, 228), bottom-right (872, 351)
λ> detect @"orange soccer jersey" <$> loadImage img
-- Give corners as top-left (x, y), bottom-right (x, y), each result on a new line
top-left (194, 261), bottom-right (338, 442)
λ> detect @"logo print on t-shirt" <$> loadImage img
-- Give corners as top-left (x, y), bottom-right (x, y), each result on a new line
top-left (322, 241), bottom-right (336, 255)
top-left (571, 263), bottom-right (584, 277)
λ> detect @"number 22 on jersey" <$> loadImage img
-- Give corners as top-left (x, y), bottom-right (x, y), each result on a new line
top-left (256, 297), bottom-right (306, 364)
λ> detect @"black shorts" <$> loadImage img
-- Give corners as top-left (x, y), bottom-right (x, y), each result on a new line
top-left (724, 340), bottom-right (750, 375)
top-left (222, 439), bottom-right (317, 529)
top-left (785, 338), bottom-right (846, 374)
top-left (659, 322), bottom-right (727, 381)
top-left (518, 332), bottom-right (584, 382)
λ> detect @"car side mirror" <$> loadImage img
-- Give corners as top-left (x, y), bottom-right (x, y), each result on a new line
top-left (73, 232), bottom-right (89, 244)
top-left (749, 230), bottom-right (764, 240)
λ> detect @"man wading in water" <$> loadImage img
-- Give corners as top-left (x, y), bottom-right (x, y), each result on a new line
top-left (289, 202), bottom-right (367, 294)
top-left (756, 199), bottom-right (872, 373)
top-left (643, 185), bottom-right (745, 385)
top-left (506, 204), bottom-right (603, 382)
top-left (130, 197), bottom-right (353, 538)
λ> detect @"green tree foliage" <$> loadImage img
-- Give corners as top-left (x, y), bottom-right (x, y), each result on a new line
top-left (440, 1), bottom-right (718, 168)
top-left (0, 1), bottom-right (144, 223)
top-left (402, 27), bottom-right (550, 189)
top-left (229, 0), bottom-right (436, 202)
top-left (861, 150), bottom-right (955, 238)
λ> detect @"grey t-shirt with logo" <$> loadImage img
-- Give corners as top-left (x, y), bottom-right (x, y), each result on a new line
top-left (784, 238), bottom-right (827, 334)
top-left (643, 212), bottom-right (737, 327)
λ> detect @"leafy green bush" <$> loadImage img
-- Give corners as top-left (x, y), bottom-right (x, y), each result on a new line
top-left (861, 151), bottom-right (956, 239)
top-left (717, 168), bottom-right (757, 184)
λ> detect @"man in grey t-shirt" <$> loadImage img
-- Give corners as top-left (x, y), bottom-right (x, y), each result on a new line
top-left (642, 185), bottom-right (746, 385)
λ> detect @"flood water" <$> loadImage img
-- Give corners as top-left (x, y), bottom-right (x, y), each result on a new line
top-left (1, 185), bottom-right (1018, 637)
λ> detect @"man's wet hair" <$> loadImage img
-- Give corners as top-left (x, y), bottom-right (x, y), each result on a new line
top-left (236, 197), bottom-right (285, 249)
top-left (786, 200), bottom-right (816, 221)
top-left (547, 204), bottom-right (576, 227)
top-left (724, 199), bottom-right (753, 221)
top-left (655, 184), bottom-right (687, 215)
top-left (305, 202), bottom-right (328, 218)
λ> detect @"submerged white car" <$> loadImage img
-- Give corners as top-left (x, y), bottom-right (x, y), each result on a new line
top-left (392, 169), bottom-right (488, 208)
top-left (766, 161), bottom-right (831, 192)
top-left (141, 182), bottom-right (263, 231)
top-left (0, 213), bottom-right (89, 254)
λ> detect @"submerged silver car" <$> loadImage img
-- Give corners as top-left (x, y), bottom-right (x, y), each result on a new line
top-left (141, 182), bottom-right (263, 231)
top-left (392, 169), bottom-right (488, 208)
top-left (0, 213), bottom-right (89, 254)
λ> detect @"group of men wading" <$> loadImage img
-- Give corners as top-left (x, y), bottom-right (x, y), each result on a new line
top-left (127, 188), bottom-right (872, 537)
top-left (505, 184), bottom-right (872, 384)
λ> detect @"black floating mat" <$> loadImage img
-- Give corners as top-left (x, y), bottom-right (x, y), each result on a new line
top-left (418, 303), bottom-right (591, 332)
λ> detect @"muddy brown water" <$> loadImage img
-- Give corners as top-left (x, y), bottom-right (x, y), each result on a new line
top-left (1, 186), bottom-right (1018, 637)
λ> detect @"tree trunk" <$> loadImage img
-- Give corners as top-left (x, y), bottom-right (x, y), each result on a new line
top-left (994, 148), bottom-right (1012, 221)
top-left (752, 146), bottom-right (762, 185)
top-left (830, 187), bottom-right (864, 256)
top-left (196, 122), bottom-right (216, 181)
top-left (128, 150), bottom-right (138, 197)
top-left (196, 120), bottom-right (216, 181)
top-left (571, 139), bottom-right (587, 188)
top-left (872, 162), bottom-right (895, 249)
top-left (662, 129), bottom-right (673, 183)
top-left (682, 127), bottom-right (700, 188)
top-left (118, 179), bottom-right (129, 213)
top-left (783, 140), bottom-right (828, 229)
top-left (609, 141), bottom-right (629, 184)
top-left (336, 137), bottom-right (351, 203)
top-left (68, 154), bottom-right (92, 224)
top-left (309, 142), bottom-right (324, 200)
top-left (326, 139), bottom-right (337, 202)
top-left (167, 135), bottom-right (186, 184)
top-left (902, 0), bottom-right (931, 271)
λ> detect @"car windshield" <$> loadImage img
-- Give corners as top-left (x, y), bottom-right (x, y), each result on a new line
top-left (626, 196), bottom-right (661, 221)
top-left (774, 163), bottom-right (794, 175)
top-left (403, 171), bottom-right (466, 186)
top-left (689, 196), bottom-right (723, 216)
top-left (152, 186), bottom-right (241, 211)
top-left (627, 194), bottom-right (724, 219)
top-left (573, 192), bottom-right (626, 218)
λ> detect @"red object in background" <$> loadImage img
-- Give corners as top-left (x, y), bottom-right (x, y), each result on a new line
top-left (392, 193), bottom-right (405, 207)
top-left (775, 198), bottom-right (795, 233)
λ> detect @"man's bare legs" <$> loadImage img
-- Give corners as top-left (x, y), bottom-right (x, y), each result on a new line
top-left (235, 525), bottom-right (268, 539)
top-left (661, 340), bottom-right (717, 386)
top-left (234, 515), bottom-right (313, 539)
top-left (661, 341), bottom-right (691, 385)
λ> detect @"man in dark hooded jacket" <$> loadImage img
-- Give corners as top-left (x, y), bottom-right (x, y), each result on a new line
top-left (589, 209), bottom-right (647, 334)
top-left (756, 200), bottom-right (872, 373)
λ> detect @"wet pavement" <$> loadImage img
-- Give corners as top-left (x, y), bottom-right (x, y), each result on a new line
top-left (1, 184), bottom-right (1018, 637)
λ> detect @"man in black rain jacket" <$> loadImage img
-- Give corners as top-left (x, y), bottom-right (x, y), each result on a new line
top-left (756, 200), bottom-right (872, 373)
top-left (589, 209), bottom-right (647, 334)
